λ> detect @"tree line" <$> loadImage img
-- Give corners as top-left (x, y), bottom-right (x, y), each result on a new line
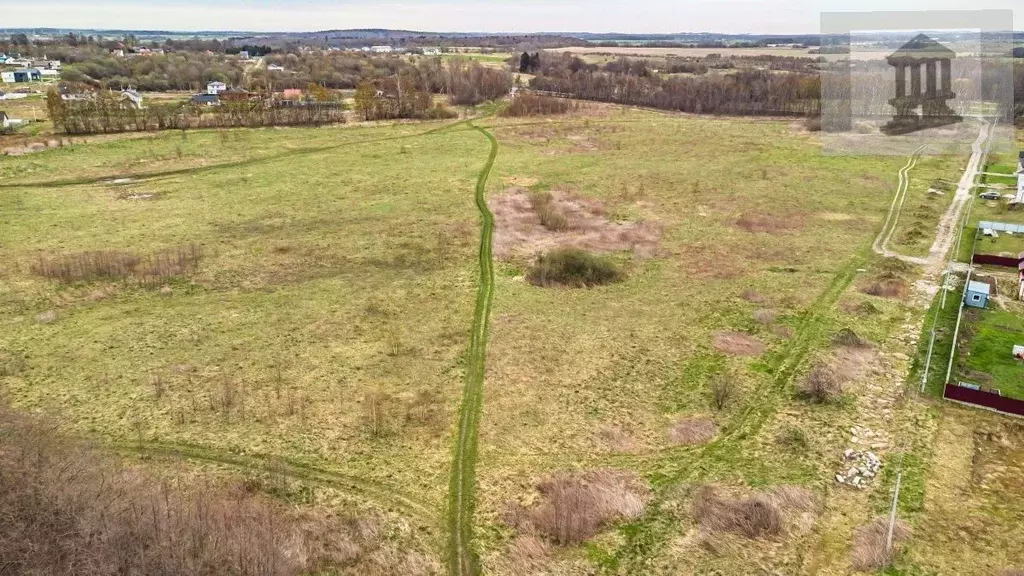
top-left (528, 53), bottom-right (820, 116)
top-left (351, 58), bottom-right (511, 121)
top-left (46, 90), bottom-right (346, 135)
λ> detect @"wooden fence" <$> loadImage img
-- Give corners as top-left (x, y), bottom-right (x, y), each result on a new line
top-left (972, 253), bottom-right (1021, 268)
top-left (944, 382), bottom-right (1024, 418)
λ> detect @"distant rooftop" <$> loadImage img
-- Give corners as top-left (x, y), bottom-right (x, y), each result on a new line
top-left (967, 280), bottom-right (991, 295)
top-left (979, 221), bottom-right (1024, 234)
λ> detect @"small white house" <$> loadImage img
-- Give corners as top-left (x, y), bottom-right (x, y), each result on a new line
top-left (1, 111), bottom-right (24, 129)
top-left (267, 64), bottom-right (285, 72)
top-left (206, 81), bottom-right (227, 95)
top-left (121, 89), bottom-right (143, 109)
top-left (40, 69), bottom-right (60, 77)
top-left (965, 280), bottom-right (991, 309)
top-left (371, 45), bottom-right (394, 54)
top-left (422, 47), bottom-right (441, 56)
top-left (0, 71), bottom-right (15, 83)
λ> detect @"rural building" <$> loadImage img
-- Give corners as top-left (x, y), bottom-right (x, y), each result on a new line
top-left (191, 93), bottom-right (220, 106)
top-left (206, 81), bottom-right (227, 95)
top-left (371, 45), bottom-right (393, 53)
top-left (1, 111), bottom-right (23, 128)
top-left (0, 71), bottom-right (14, 83)
top-left (111, 49), bottom-right (125, 58)
top-left (1017, 151), bottom-right (1024, 204)
top-left (12, 69), bottom-right (41, 82)
top-left (238, 50), bottom-right (250, 59)
top-left (965, 280), bottom-right (991, 309)
top-left (220, 87), bottom-right (252, 102)
top-left (422, 47), bottom-right (442, 56)
top-left (40, 69), bottom-right (59, 77)
top-left (281, 88), bottom-right (303, 100)
top-left (121, 89), bottom-right (144, 109)
top-left (267, 64), bottom-right (285, 72)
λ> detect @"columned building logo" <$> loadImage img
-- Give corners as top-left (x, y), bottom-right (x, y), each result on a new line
top-left (883, 34), bottom-right (962, 135)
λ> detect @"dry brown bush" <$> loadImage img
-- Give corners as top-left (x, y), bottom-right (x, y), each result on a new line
top-left (796, 364), bottom-right (843, 403)
top-left (709, 374), bottom-right (735, 410)
top-left (741, 289), bottom-right (768, 304)
top-left (524, 470), bottom-right (649, 545)
top-left (832, 327), bottom-right (869, 348)
top-left (752, 308), bottom-right (777, 325)
top-left (692, 486), bottom-right (783, 539)
top-left (712, 331), bottom-right (765, 357)
top-left (500, 93), bottom-right (578, 117)
top-left (529, 191), bottom-right (570, 231)
top-left (0, 404), bottom-right (425, 576)
top-left (670, 417), bottom-right (718, 445)
top-left (31, 244), bottom-right (202, 286)
top-left (850, 517), bottom-right (911, 572)
top-left (505, 535), bottom-right (551, 575)
top-left (861, 278), bottom-right (908, 299)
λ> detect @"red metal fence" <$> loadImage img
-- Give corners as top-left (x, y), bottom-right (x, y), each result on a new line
top-left (944, 383), bottom-right (1024, 418)
top-left (973, 253), bottom-right (1022, 268)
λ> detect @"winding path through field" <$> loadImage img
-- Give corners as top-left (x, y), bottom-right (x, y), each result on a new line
top-left (872, 118), bottom-right (992, 276)
top-left (446, 122), bottom-right (498, 576)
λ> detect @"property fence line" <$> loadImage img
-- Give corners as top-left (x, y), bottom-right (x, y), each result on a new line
top-left (944, 383), bottom-right (1024, 418)
top-left (972, 253), bottom-right (1021, 267)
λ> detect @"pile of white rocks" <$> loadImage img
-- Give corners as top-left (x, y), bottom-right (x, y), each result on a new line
top-left (836, 449), bottom-right (882, 489)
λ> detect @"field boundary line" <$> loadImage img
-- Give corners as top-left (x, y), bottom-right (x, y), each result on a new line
top-left (114, 440), bottom-right (435, 522)
top-left (446, 122), bottom-right (498, 576)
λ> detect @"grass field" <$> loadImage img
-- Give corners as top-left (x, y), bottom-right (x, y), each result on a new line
top-left (959, 307), bottom-right (1024, 398)
top-left (0, 105), bottom-right (1014, 574)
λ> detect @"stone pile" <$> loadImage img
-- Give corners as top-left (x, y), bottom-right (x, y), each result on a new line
top-left (836, 449), bottom-right (882, 488)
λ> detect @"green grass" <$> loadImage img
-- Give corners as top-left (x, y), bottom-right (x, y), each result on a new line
top-left (959, 308), bottom-right (1024, 399)
top-left (446, 122), bottom-right (497, 575)
top-left (0, 108), bottom-right (978, 574)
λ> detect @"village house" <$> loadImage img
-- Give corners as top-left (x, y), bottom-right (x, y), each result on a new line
top-left (191, 93), bottom-right (220, 106)
top-left (965, 280), bottom-right (991, 309)
top-left (371, 45), bottom-right (394, 53)
top-left (281, 88), bottom-right (303, 100)
top-left (422, 47), bottom-right (442, 56)
top-left (121, 88), bottom-right (144, 109)
top-left (238, 50), bottom-right (250, 60)
top-left (220, 87), bottom-right (253, 102)
top-left (40, 69), bottom-right (60, 78)
top-left (267, 64), bottom-right (285, 72)
top-left (206, 81), bottom-right (227, 95)
top-left (3, 69), bottom-right (42, 82)
top-left (1, 110), bottom-right (23, 129)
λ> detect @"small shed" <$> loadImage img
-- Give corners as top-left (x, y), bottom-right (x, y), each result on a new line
top-left (191, 93), bottom-right (220, 106)
top-left (965, 280), bottom-right (991, 309)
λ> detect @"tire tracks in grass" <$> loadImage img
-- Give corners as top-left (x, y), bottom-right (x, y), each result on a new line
top-left (446, 122), bottom-right (498, 576)
top-left (115, 440), bottom-right (435, 523)
top-left (602, 253), bottom-right (866, 573)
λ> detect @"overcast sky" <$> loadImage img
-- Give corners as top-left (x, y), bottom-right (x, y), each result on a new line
top-left (0, 1), bottom-right (1017, 34)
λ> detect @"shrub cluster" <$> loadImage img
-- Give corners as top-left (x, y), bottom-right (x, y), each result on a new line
top-left (526, 248), bottom-right (624, 288)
